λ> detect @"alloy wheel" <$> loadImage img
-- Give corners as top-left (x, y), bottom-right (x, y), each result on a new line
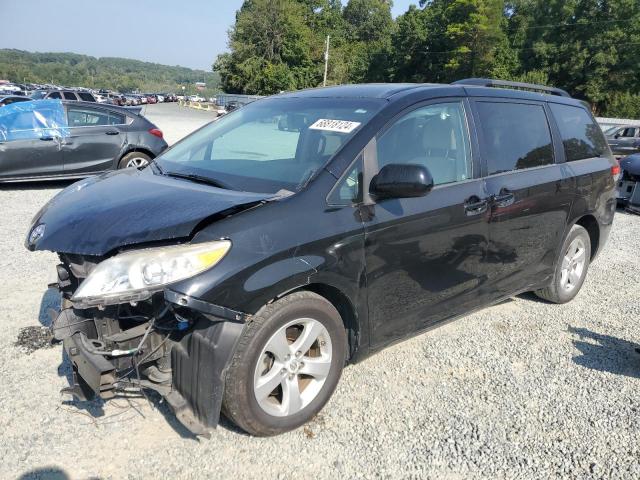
top-left (125, 157), bottom-right (149, 168)
top-left (253, 318), bottom-right (332, 417)
top-left (560, 237), bottom-right (586, 292)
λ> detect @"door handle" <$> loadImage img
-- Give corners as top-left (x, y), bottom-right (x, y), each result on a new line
top-left (40, 136), bottom-right (54, 141)
top-left (491, 189), bottom-right (515, 208)
top-left (464, 196), bottom-right (488, 216)
top-left (105, 130), bottom-right (119, 135)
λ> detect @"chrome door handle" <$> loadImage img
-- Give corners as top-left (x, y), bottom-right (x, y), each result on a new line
top-left (464, 197), bottom-right (488, 216)
top-left (492, 189), bottom-right (515, 208)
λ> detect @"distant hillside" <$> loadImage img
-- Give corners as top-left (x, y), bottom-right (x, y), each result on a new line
top-left (0, 49), bottom-right (220, 94)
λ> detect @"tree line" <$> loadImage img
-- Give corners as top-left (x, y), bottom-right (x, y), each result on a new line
top-left (214, 0), bottom-right (640, 117)
top-left (0, 49), bottom-right (220, 95)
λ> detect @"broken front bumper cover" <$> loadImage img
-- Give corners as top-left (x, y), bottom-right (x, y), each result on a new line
top-left (62, 331), bottom-right (117, 401)
top-left (56, 291), bottom-right (248, 437)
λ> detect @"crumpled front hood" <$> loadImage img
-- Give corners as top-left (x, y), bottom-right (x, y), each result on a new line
top-left (27, 167), bottom-right (269, 256)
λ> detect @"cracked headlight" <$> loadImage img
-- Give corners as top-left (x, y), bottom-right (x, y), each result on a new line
top-left (72, 240), bottom-right (231, 307)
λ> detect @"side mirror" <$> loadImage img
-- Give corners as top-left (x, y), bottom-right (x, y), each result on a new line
top-left (370, 164), bottom-right (434, 199)
top-left (614, 134), bottom-right (620, 139)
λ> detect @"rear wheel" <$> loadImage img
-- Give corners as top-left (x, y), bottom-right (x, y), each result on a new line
top-left (535, 224), bottom-right (591, 304)
top-left (222, 291), bottom-right (347, 436)
top-left (118, 152), bottom-right (151, 169)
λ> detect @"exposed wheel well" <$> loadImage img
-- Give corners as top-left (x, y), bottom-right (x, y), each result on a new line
top-left (574, 214), bottom-right (600, 260)
top-left (288, 283), bottom-right (360, 362)
top-left (120, 148), bottom-right (155, 162)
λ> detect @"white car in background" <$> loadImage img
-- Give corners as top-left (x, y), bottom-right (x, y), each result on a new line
top-left (156, 95), bottom-right (165, 103)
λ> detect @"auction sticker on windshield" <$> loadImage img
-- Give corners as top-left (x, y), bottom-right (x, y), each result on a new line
top-left (309, 119), bottom-right (361, 133)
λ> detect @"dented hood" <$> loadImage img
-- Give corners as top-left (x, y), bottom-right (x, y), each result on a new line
top-left (27, 167), bottom-right (268, 256)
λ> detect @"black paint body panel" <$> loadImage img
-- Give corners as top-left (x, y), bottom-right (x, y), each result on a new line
top-left (31, 83), bottom-right (617, 365)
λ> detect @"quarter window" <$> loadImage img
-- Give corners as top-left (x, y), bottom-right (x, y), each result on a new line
top-left (67, 107), bottom-right (125, 127)
top-left (376, 101), bottom-right (472, 185)
top-left (327, 157), bottom-right (363, 205)
top-left (549, 103), bottom-right (609, 162)
top-left (78, 92), bottom-right (95, 102)
top-left (476, 102), bottom-right (554, 175)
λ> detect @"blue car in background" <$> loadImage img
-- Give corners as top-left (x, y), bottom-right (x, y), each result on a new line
top-left (617, 153), bottom-right (640, 213)
top-left (0, 100), bottom-right (167, 182)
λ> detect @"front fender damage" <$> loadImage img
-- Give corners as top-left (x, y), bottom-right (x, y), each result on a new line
top-left (52, 287), bottom-right (248, 438)
top-left (166, 315), bottom-right (245, 436)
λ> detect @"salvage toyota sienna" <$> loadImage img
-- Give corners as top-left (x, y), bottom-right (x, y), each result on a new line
top-left (27, 79), bottom-right (618, 437)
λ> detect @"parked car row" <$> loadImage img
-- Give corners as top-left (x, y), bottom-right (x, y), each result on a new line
top-left (98, 92), bottom-right (179, 106)
top-left (0, 81), bottom-right (181, 107)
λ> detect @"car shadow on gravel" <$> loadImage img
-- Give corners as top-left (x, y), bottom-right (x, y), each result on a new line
top-left (569, 326), bottom-right (640, 378)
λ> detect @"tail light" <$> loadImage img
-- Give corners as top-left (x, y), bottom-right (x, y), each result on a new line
top-left (149, 128), bottom-right (163, 139)
top-left (611, 160), bottom-right (621, 177)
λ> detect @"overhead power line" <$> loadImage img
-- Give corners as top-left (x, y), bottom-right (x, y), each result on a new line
top-left (520, 17), bottom-right (636, 30)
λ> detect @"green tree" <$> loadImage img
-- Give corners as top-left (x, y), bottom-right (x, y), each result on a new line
top-left (0, 49), bottom-right (218, 94)
top-left (342, 0), bottom-right (395, 82)
top-left (391, 0), bottom-right (507, 83)
top-left (508, 0), bottom-right (640, 113)
top-left (214, 0), bottom-right (317, 94)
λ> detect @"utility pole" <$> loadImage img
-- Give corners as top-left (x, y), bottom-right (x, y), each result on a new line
top-left (323, 35), bottom-right (330, 87)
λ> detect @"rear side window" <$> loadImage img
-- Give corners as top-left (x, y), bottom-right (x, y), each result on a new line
top-left (549, 103), bottom-right (609, 162)
top-left (48, 91), bottom-right (62, 99)
top-left (67, 107), bottom-right (125, 126)
top-left (78, 92), bottom-right (95, 102)
top-left (476, 102), bottom-right (554, 175)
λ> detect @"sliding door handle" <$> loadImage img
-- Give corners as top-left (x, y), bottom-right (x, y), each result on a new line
top-left (464, 197), bottom-right (488, 216)
top-left (491, 189), bottom-right (515, 208)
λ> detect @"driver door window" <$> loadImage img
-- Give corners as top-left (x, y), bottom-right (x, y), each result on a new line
top-left (376, 101), bottom-right (472, 185)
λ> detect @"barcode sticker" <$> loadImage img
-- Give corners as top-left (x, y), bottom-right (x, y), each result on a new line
top-left (309, 119), bottom-right (361, 133)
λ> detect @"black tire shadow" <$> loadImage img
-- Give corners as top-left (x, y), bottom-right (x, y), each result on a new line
top-left (568, 326), bottom-right (640, 379)
top-left (517, 291), bottom-right (550, 304)
top-left (0, 180), bottom-right (75, 191)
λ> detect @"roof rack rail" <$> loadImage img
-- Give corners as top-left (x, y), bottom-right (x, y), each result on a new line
top-left (452, 78), bottom-right (571, 98)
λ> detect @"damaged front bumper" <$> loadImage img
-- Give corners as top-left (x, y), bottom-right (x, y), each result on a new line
top-left (52, 283), bottom-right (248, 437)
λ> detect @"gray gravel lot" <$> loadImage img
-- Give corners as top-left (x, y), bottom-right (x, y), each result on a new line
top-left (1, 104), bottom-right (640, 479)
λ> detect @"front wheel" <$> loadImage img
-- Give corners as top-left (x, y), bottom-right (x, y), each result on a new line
top-left (222, 291), bottom-right (347, 436)
top-left (535, 224), bottom-right (591, 304)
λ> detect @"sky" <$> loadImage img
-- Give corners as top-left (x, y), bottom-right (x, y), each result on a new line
top-left (0, 0), bottom-right (418, 71)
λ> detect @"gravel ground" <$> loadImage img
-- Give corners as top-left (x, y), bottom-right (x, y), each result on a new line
top-left (1, 104), bottom-right (640, 479)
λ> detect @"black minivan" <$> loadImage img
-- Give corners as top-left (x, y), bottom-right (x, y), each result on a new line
top-left (27, 79), bottom-right (617, 437)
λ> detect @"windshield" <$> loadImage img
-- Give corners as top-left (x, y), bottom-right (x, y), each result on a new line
top-left (155, 97), bottom-right (384, 194)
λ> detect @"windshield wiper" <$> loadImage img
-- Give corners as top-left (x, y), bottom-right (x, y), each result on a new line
top-left (163, 171), bottom-right (235, 190)
top-left (150, 159), bottom-right (164, 175)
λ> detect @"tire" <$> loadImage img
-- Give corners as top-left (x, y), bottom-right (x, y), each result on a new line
top-left (222, 291), bottom-right (347, 436)
top-left (118, 152), bottom-right (151, 169)
top-left (535, 224), bottom-right (591, 304)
